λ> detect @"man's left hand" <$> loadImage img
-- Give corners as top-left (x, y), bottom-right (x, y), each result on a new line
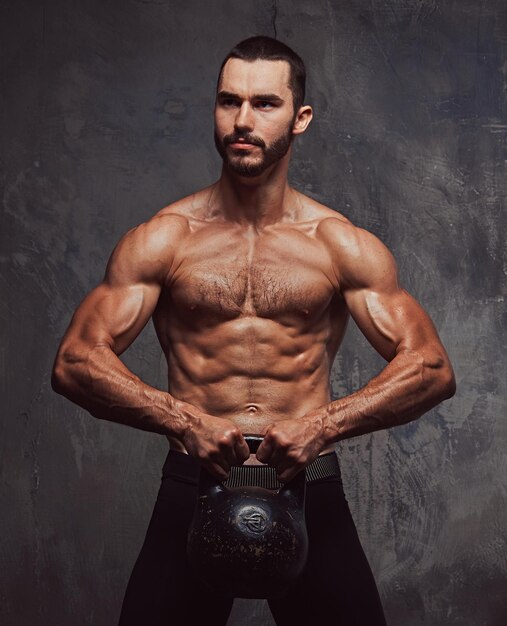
top-left (256, 416), bottom-right (327, 482)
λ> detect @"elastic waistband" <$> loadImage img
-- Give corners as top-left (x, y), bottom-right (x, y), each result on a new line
top-left (162, 448), bottom-right (341, 489)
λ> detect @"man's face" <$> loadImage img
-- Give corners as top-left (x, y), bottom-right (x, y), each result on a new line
top-left (214, 58), bottom-right (296, 177)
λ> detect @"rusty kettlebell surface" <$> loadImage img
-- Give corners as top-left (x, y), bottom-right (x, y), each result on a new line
top-left (186, 436), bottom-right (309, 599)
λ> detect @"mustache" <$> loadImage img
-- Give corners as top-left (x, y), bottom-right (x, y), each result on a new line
top-left (223, 133), bottom-right (266, 149)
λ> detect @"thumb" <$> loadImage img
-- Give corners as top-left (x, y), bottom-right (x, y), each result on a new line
top-left (256, 437), bottom-right (273, 464)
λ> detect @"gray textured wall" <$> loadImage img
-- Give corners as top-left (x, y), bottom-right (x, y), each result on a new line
top-left (1, 1), bottom-right (506, 624)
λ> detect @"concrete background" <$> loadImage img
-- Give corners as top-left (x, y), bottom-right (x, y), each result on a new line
top-left (1, 0), bottom-right (506, 624)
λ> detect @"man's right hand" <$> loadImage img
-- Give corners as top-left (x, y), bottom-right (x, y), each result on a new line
top-left (181, 412), bottom-right (250, 480)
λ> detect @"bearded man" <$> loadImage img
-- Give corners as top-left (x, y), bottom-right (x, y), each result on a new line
top-left (52, 36), bottom-right (455, 625)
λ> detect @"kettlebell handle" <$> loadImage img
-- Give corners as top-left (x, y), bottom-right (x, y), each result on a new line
top-left (197, 435), bottom-right (264, 494)
top-left (243, 434), bottom-right (306, 506)
top-left (199, 435), bottom-right (306, 504)
top-left (244, 434), bottom-right (264, 454)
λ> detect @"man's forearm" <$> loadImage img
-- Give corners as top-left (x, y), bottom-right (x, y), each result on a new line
top-left (318, 348), bottom-right (456, 445)
top-left (52, 343), bottom-right (196, 437)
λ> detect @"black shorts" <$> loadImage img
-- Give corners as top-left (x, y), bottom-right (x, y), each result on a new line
top-left (118, 450), bottom-right (387, 626)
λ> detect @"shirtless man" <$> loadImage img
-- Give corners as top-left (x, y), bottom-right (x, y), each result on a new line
top-left (52, 36), bottom-right (455, 625)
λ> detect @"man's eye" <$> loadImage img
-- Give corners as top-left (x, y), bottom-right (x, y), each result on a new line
top-left (256, 101), bottom-right (273, 109)
top-left (222, 99), bottom-right (239, 107)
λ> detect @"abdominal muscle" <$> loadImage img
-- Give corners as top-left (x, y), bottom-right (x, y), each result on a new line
top-left (164, 356), bottom-right (337, 460)
top-left (155, 293), bottom-right (346, 461)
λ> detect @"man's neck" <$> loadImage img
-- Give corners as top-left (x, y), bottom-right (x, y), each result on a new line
top-left (213, 159), bottom-right (295, 228)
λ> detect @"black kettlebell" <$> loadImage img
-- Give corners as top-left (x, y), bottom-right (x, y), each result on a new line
top-left (187, 435), bottom-right (309, 599)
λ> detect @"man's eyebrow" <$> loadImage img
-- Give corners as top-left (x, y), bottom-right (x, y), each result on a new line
top-left (217, 90), bottom-right (240, 100)
top-left (253, 94), bottom-right (284, 103)
top-left (217, 90), bottom-right (284, 103)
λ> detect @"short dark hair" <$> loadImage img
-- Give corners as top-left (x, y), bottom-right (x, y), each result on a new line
top-left (217, 36), bottom-right (306, 112)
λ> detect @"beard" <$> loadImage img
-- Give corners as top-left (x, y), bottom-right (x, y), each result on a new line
top-left (214, 123), bottom-right (293, 177)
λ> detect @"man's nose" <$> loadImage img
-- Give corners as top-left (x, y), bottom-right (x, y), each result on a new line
top-left (234, 102), bottom-right (254, 131)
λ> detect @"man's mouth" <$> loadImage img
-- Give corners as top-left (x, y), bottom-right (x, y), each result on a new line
top-left (225, 135), bottom-right (264, 150)
top-left (229, 142), bottom-right (257, 150)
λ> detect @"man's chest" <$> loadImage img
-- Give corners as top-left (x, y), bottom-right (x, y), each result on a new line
top-left (168, 230), bottom-right (336, 321)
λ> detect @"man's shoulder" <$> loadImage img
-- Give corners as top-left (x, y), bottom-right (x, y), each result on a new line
top-left (118, 212), bottom-right (189, 262)
top-left (123, 187), bottom-right (214, 249)
top-left (108, 196), bottom-right (199, 272)
top-left (296, 192), bottom-right (351, 226)
top-left (296, 192), bottom-right (366, 248)
top-left (295, 193), bottom-right (396, 284)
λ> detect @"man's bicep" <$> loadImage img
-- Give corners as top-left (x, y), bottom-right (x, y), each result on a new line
top-left (344, 286), bottom-right (441, 362)
top-left (60, 283), bottom-right (159, 358)
top-left (67, 280), bottom-right (161, 355)
top-left (73, 218), bottom-right (181, 354)
top-left (338, 226), bottom-right (445, 362)
top-left (60, 224), bottom-right (167, 356)
top-left (55, 213), bottom-right (188, 375)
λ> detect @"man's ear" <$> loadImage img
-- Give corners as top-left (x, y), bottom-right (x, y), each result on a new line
top-left (292, 105), bottom-right (313, 135)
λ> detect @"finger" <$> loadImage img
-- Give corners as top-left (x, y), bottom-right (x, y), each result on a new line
top-left (206, 445), bottom-right (232, 476)
top-left (265, 438), bottom-right (289, 469)
top-left (220, 439), bottom-right (239, 467)
top-left (274, 449), bottom-right (308, 481)
top-left (234, 436), bottom-right (250, 464)
top-left (213, 426), bottom-right (242, 466)
top-left (256, 437), bottom-right (275, 464)
top-left (277, 464), bottom-right (304, 483)
top-left (277, 471), bottom-right (294, 483)
top-left (220, 430), bottom-right (250, 466)
top-left (206, 460), bottom-right (230, 481)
